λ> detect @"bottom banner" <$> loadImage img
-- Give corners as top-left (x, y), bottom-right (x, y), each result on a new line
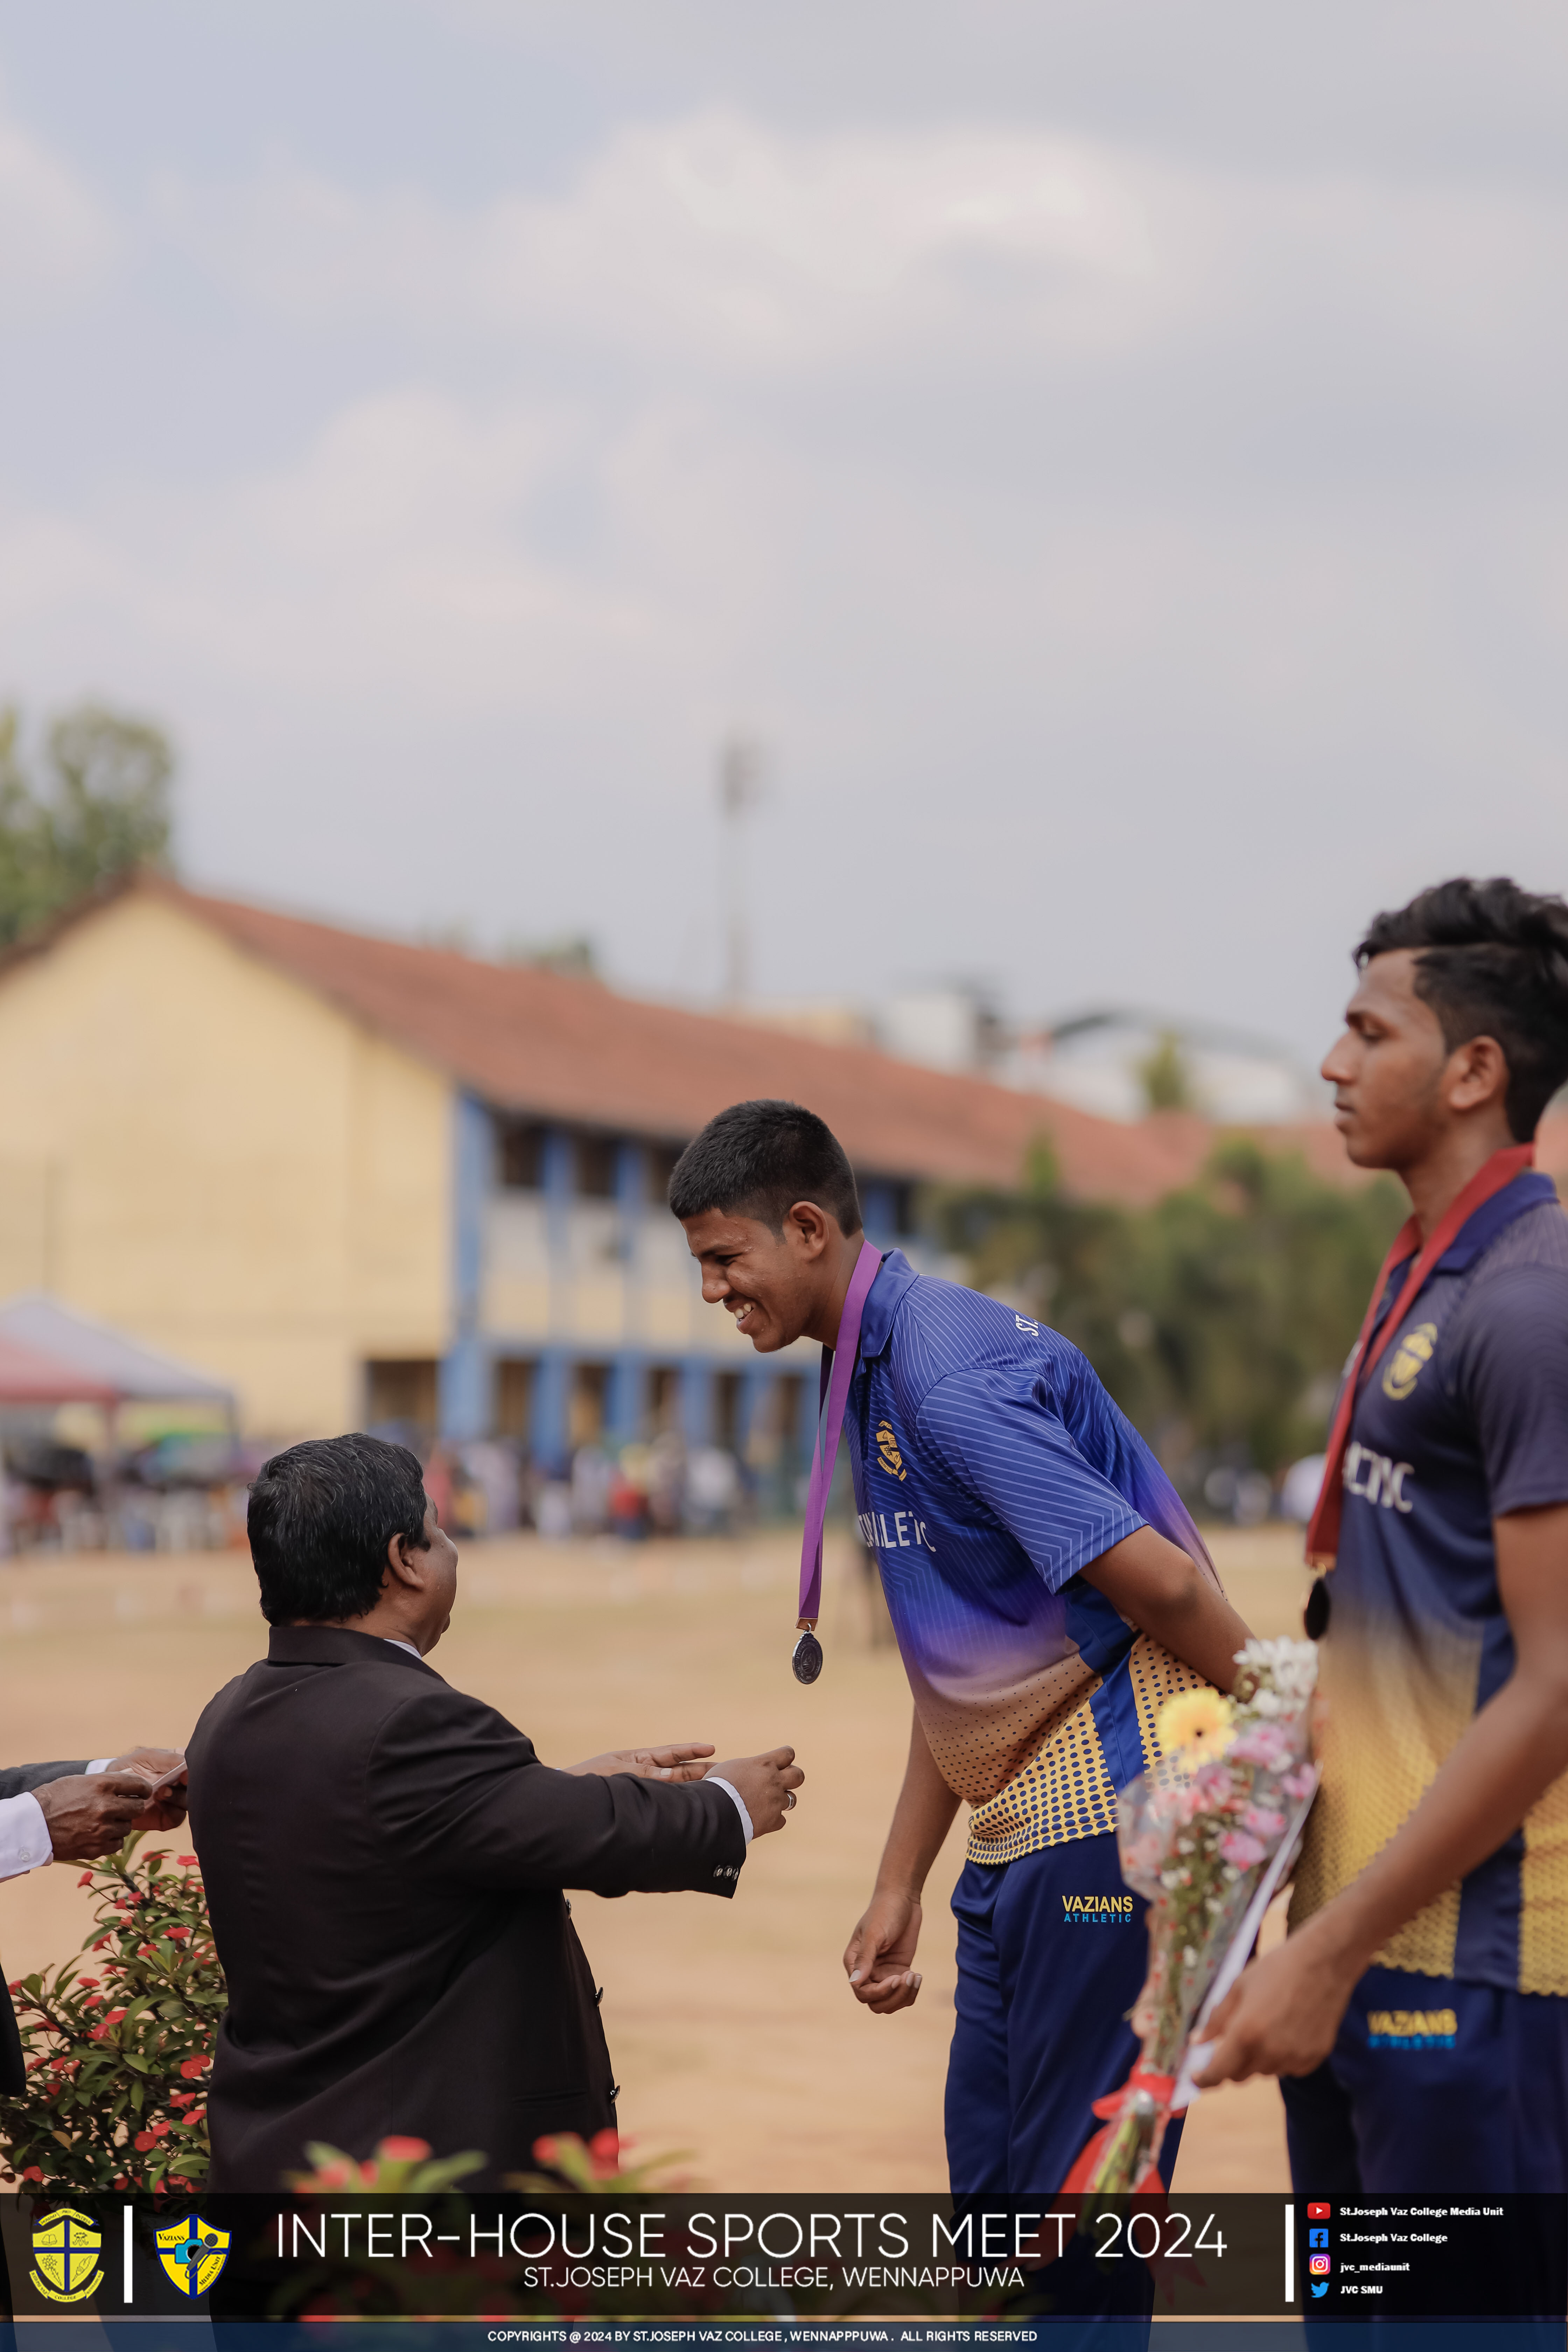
top-left (0, 2194), bottom-right (1558, 2330)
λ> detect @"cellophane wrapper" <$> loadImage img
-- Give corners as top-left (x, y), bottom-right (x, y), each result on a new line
top-left (1084, 1637), bottom-right (1319, 2194)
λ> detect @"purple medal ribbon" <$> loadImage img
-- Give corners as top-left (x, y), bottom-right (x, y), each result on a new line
top-left (792, 1239), bottom-right (883, 1684)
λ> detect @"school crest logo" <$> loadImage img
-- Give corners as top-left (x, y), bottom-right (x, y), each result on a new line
top-left (1382, 1321), bottom-right (1437, 1401)
top-left (875, 1421), bottom-right (908, 1481)
top-left (29, 2207), bottom-right (103, 2304)
top-left (156, 2213), bottom-right (230, 2297)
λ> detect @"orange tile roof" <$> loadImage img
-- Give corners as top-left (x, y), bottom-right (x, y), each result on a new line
top-left (13, 875), bottom-right (1368, 1208)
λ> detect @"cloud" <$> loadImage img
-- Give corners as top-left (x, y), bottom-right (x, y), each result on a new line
top-left (0, 106), bottom-right (115, 308)
top-left (3, 96), bottom-right (1566, 1043)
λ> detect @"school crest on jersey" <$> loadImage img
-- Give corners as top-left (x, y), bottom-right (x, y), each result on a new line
top-left (1382, 1321), bottom-right (1437, 1401)
top-left (875, 1421), bottom-right (908, 1481)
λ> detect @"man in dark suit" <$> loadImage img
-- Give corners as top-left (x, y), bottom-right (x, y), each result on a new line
top-left (188, 1432), bottom-right (805, 2190)
top-left (0, 1755), bottom-right (191, 2092)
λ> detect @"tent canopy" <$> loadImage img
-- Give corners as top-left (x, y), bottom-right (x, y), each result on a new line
top-left (0, 1333), bottom-right (118, 1405)
top-left (0, 1295), bottom-right (233, 1407)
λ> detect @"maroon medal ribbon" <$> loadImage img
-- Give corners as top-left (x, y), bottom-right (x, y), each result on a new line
top-left (1306, 1141), bottom-right (1536, 1568)
top-left (792, 1239), bottom-right (884, 1683)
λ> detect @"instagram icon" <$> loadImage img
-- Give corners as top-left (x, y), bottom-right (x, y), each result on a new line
top-left (1310, 2255), bottom-right (1331, 2277)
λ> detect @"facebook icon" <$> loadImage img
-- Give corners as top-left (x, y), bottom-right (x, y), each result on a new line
top-left (1309, 2228), bottom-right (1329, 2247)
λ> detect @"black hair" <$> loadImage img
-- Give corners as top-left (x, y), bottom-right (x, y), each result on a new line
top-left (1357, 877), bottom-right (1568, 1139)
top-left (667, 1099), bottom-right (862, 1235)
top-left (247, 1433), bottom-right (430, 1625)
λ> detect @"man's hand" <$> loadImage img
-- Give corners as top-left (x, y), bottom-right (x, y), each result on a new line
top-left (34, 1774), bottom-right (156, 1862)
top-left (1195, 1916), bottom-right (1361, 2086)
top-left (844, 1887), bottom-right (924, 2013)
top-left (568, 1742), bottom-right (717, 1782)
top-left (704, 1747), bottom-right (804, 1835)
top-left (102, 1746), bottom-right (189, 1832)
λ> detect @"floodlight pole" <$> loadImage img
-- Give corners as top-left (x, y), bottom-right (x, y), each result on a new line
top-left (718, 735), bottom-right (764, 1006)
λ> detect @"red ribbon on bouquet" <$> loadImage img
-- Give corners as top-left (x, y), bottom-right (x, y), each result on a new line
top-left (792, 1239), bottom-right (884, 1682)
top-left (1059, 2066), bottom-right (1177, 2195)
top-left (1305, 1142), bottom-right (1536, 1568)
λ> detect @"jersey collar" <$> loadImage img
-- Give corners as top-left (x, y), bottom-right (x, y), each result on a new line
top-left (855, 1247), bottom-right (917, 1363)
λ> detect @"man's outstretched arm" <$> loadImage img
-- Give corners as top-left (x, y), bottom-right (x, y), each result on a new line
top-left (1198, 1501), bottom-right (1568, 2086)
top-left (843, 1708), bottom-right (959, 2015)
top-left (1079, 1526), bottom-right (1253, 1695)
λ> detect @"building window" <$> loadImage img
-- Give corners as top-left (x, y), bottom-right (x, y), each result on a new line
top-left (497, 1120), bottom-right (545, 1189)
top-left (365, 1359), bottom-right (439, 1435)
top-left (496, 1358), bottom-right (535, 1442)
top-left (576, 1135), bottom-right (618, 1198)
top-left (569, 1362), bottom-right (609, 1448)
top-left (714, 1370), bottom-right (742, 1452)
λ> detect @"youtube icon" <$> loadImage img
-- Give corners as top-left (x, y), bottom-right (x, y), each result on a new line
top-left (1308, 2203), bottom-right (1331, 2219)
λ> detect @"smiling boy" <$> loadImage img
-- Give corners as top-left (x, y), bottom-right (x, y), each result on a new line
top-left (1199, 878), bottom-right (1568, 2203)
top-left (671, 1100), bottom-right (1252, 2194)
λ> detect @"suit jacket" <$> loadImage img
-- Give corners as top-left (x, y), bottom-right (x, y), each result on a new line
top-left (0, 1760), bottom-right (89, 2095)
top-left (186, 1626), bottom-right (746, 2191)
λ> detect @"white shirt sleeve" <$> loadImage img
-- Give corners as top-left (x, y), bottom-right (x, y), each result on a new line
top-left (0, 1793), bottom-right (55, 1881)
top-left (705, 1776), bottom-right (754, 1847)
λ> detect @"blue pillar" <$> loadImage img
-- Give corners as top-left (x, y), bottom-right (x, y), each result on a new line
top-left (531, 1350), bottom-right (572, 1475)
top-left (681, 1361), bottom-right (715, 1448)
top-left (440, 1093), bottom-right (492, 1440)
top-left (861, 1181), bottom-right (897, 1244)
top-left (606, 1353), bottom-right (645, 1445)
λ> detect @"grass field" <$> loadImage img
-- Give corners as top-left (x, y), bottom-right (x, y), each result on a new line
top-left (0, 1522), bottom-right (1312, 2192)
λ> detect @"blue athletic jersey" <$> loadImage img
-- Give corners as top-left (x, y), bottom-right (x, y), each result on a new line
top-left (843, 1251), bottom-right (1220, 1864)
top-left (1291, 1175), bottom-right (1568, 1995)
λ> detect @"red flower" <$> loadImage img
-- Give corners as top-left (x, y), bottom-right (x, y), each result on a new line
top-left (167, 1927), bottom-right (191, 1941)
top-left (5, 1980), bottom-right (20, 1995)
top-left (177, 1854), bottom-right (197, 1865)
top-left (150, 2119), bottom-right (172, 2138)
top-left (179, 2056), bottom-right (209, 2079)
top-left (77, 1872), bottom-right (94, 1889)
top-left (533, 2134), bottom-right (558, 2165)
top-left (377, 2136), bottom-right (430, 2162)
top-left (168, 2091), bottom-right (193, 2107)
top-left (21, 2166), bottom-right (42, 2183)
top-left (589, 2127), bottom-right (620, 2178)
top-left (133, 2130), bottom-right (156, 2152)
top-left (76, 1976), bottom-right (100, 1989)
top-left (92, 1936), bottom-right (110, 1951)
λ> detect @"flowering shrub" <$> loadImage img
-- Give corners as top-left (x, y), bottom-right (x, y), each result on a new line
top-left (0, 1838), bottom-right (222, 2190)
top-left (508, 2128), bottom-right (694, 2192)
top-left (287, 2136), bottom-right (486, 2192)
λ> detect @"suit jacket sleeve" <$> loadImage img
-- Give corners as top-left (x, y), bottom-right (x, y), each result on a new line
top-left (0, 1761), bottom-right (90, 1799)
top-left (368, 1688), bottom-right (747, 1898)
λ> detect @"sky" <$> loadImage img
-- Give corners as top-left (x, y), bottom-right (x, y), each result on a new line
top-left (0, 1), bottom-right (1564, 1061)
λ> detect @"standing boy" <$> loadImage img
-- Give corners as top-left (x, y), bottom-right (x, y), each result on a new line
top-left (672, 1101), bottom-right (1252, 2194)
top-left (1199, 878), bottom-right (1568, 2198)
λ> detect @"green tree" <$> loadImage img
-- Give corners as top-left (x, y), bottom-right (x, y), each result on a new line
top-left (1139, 1029), bottom-right (1194, 1112)
top-left (936, 1132), bottom-right (1403, 1488)
top-left (0, 700), bottom-right (174, 948)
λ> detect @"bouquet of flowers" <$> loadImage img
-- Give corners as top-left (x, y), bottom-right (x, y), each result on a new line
top-left (1062, 1637), bottom-right (1320, 2195)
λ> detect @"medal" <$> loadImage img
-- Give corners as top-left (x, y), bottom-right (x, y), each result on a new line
top-left (793, 1239), bottom-right (884, 1681)
top-left (791, 1628), bottom-right (824, 1684)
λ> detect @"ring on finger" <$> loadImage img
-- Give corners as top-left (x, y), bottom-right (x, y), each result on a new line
top-left (784, 1790), bottom-right (797, 1809)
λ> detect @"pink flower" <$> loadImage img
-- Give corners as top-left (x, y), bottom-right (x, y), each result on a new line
top-left (1219, 1831), bottom-right (1267, 1868)
top-left (1242, 1806), bottom-right (1285, 1839)
top-left (1281, 1765), bottom-right (1316, 1800)
top-left (378, 2136), bottom-right (430, 2162)
top-left (1228, 1724), bottom-right (1293, 1770)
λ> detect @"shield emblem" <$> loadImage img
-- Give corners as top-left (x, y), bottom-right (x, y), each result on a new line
top-left (30, 2206), bottom-right (103, 2304)
top-left (156, 2213), bottom-right (231, 2297)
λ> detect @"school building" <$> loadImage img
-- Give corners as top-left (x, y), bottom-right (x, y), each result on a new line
top-left (0, 874), bottom-right (1315, 1466)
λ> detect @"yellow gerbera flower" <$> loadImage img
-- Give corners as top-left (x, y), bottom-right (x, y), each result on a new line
top-left (1156, 1687), bottom-right (1234, 1758)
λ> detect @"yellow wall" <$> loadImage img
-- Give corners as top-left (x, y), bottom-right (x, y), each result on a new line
top-left (0, 892), bottom-right (451, 1435)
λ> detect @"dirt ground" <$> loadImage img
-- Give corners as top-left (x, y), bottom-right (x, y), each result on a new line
top-left (0, 1522), bottom-right (1311, 2193)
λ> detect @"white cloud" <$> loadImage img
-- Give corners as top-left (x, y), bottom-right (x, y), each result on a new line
top-left (0, 107), bottom-right (115, 308)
